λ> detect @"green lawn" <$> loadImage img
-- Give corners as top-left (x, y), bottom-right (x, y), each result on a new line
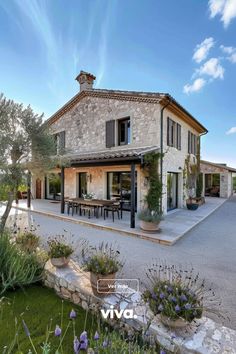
top-left (0, 284), bottom-right (97, 353)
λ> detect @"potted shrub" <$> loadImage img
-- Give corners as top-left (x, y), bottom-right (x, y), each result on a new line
top-left (82, 242), bottom-right (123, 296)
top-left (143, 262), bottom-right (217, 329)
top-left (138, 152), bottom-right (163, 232)
top-left (48, 238), bottom-right (73, 268)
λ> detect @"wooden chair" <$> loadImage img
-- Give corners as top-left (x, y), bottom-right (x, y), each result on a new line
top-left (80, 205), bottom-right (94, 219)
top-left (103, 202), bottom-right (120, 222)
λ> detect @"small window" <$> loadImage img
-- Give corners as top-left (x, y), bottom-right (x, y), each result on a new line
top-left (53, 131), bottom-right (65, 155)
top-left (118, 117), bottom-right (130, 146)
top-left (188, 131), bottom-right (198, 155)
top-left (167, 117), bottom-right (181, 150)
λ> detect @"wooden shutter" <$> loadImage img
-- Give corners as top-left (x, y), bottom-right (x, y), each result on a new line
top-left (167, 117), bottom-right (170, 146)
top-left (59, 131), bottom-right (65, 153)
top-left (188, 131), bottom-right (191, 154)
top-left (106, 120), bottom-right (115, 148)
top-left (177, 124), bottom-right (181, 150)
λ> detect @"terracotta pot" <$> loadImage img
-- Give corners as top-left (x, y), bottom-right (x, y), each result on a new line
top-left (186, 203), bottom-right (199, 210)
top-left (160, 315), bottom-right (189, 329)
top-left (90, 272), bottom-right (116, 296)
top-left (140, 220), bottom-right (160, 232)
top-left (51, 257), bottom-right (70, 268)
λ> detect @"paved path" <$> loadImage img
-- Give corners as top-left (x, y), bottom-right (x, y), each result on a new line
top-left (5, 196), bottom-right (236, 329)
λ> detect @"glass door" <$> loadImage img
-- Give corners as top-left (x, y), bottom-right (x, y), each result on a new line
top-left (167, 172), bottom-right (178, 211)
top-left (107, 171), bottom-right (137, 210)
top-left (45, 173), bottom-right (61, 200)
top-left (78, 172), bottom-right (87, 197)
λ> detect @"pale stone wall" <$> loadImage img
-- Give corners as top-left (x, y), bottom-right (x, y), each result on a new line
top-left (162, 109), bottom-right (199, 213)
top-left (50, 96), bottom-right (160, 152)
top-left (47, 95), bottom-right (202, 214)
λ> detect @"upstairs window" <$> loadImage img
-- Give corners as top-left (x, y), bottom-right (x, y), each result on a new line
top-left (53, 131), bottom-right (65, 154)
top-left (188, 131), bottom-right (198, 155)
top-left (167, 117), bottom-right (181, 150)
top-left (118, 117), bottom-right (130, 146)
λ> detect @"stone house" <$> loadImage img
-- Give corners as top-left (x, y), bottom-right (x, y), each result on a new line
top-left (32, 71), bottom-right (208, 227)
top-left (201, 160), bottom-right (236, 198)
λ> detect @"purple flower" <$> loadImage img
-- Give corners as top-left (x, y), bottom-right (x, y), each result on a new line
top-left (160, 350), bottom-right (166, 354)
top-left (167, 286), bottom-right (173, 293)
top-left (70, 309), bottom-right (77, 319)
top-left (159, 292), bottom-right (165, 299)
top-left (184, 303), bottom-right (192, 310)
top-left (74, 336), bottom-right (80, 354)
top-left (80, 331), bottom-right (88, 350)
top-left (94, 330), bottom-right (100, 340)
top-left (151, 292), bottom-right (158, 300)
top-left (175, 305), bottom-right (181, 312)
top-left (180, 294), bottom-right (187, 302)
top-left (22, 320), bottom-right (30, 337)
top-left (54, 325), bottom-right (62, 337)
top-left (171, 296), bottom-right (177, 303)
top-left (103, 339), bottom-right (109, 347)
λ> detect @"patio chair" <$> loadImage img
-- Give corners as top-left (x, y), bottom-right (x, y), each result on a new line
top-left (80, 205), bottom-right (94, 219)
top-left (67, 200), bottom-right (79, 216)
top-left (103, 202), bottom-right (120, 222)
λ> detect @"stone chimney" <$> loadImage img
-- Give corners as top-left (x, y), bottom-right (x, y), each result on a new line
top-left (75, 71), bottom-right (96, 91)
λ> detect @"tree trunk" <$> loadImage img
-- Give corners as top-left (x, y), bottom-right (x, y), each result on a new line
top-left (0, 191), bottom-right (14, 233)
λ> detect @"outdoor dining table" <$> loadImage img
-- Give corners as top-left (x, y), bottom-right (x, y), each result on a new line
top-left (65, 198), bottom-right (116, 218)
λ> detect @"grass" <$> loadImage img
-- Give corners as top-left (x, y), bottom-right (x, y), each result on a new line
top-left (0, 284), bottom-right (97, 353)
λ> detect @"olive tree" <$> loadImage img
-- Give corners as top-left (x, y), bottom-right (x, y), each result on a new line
top-left (0, 93), bottom-right (56, 232)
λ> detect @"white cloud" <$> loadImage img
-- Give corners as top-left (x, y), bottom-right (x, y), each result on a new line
top-left (209, 0), bottom-right (236, 28)
top-left (226, 127), bottom-right (236, 134)
top-left (197, 58), bottom-right (224, 79)
top-left (193, 37), bottom-right (215, 63)
top-left (183, 78), bottom-right (206, 94)
top-left (220, 44), bottom-right (236, 62)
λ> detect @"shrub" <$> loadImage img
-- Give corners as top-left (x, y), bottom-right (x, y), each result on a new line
top-left (81, 242), bottom-right (123, 275)
top-left (143, 262), bottom-right (219, 323)
top-left (16, 231), bottom-right (40, 252)
top-left (48, 238), bottom-right (74, 258)
top-left (138, 209), bottom-right (163, 224)
top-left (0, 231), bottom-right (43, 294)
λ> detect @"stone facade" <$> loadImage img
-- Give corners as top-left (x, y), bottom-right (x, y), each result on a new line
top-left (33, 80), bottom-right (206, 214)
top-left (201, 161), bottom-right (234, 198)
top-left (44, 260), bottom-right (236, 353)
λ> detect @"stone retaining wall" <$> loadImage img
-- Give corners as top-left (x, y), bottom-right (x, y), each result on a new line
top-left (44, 260), bottom-right (236, 353)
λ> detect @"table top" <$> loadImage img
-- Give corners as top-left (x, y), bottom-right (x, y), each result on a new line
top-left (65, 198), bottom-right (116, 207)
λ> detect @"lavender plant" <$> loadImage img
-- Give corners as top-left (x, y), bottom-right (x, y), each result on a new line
top-left (143, 261), bottom-right (221, 323)
top-left (81, 242), bottom-right (123, 275)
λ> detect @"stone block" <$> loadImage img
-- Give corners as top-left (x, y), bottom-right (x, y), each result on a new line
top-left (61, 287), bottom-right (71, 300)
top-left (72, 293), bottom-right (81, 305)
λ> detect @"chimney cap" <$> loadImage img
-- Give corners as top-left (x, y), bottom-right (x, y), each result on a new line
top-left (75, 70), bottom-right (96, 82)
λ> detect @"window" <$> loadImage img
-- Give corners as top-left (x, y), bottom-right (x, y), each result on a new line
top-left (118, 117), bottom-right (130, 145)
top-left (188, 131), bottom-right (198, 155)
top-left (53, 131), bottom-right (65, 154)
top-left (167, 117), bottom-right (181, 150)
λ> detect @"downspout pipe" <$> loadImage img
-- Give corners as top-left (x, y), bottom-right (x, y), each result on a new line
top-left (160, 98), bottom-right (171, 212)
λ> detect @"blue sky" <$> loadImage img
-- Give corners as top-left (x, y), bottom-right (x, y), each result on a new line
top-left (0, 0), bottom-right (236, 165)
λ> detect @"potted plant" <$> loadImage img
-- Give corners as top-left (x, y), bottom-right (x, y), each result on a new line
top-left (143, 263), bottom-right (216, 329)
top-left (82, 242), bottom-right (123, 296)
top-left (48, 238), bottom-right (73, 268)
top-left (82, 192), bottom-right (95, 201)
top-left (138, 152), bottom-right (163, 232)
top-left (186, 188), bottom-right (199, 210)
